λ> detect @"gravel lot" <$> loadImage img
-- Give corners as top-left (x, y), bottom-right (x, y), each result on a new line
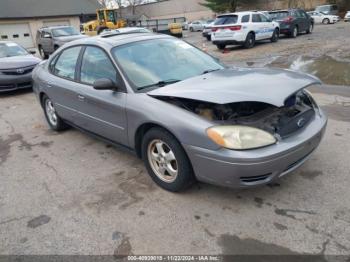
top-left (1, 22), bottom-right (350, 257)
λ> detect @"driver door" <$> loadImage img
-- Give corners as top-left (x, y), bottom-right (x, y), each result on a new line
top-left (74, 46), bottom-right (128, 145)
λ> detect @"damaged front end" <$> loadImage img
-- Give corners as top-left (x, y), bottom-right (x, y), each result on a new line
top-left (154, 89), bottom-right (318, 140)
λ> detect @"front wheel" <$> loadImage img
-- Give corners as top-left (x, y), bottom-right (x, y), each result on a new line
top-left (306, 24), bottom-right (313, 34)
top-left (38, 46), bottom-right (48, 59)
top-left (271, 28), bottom-right (279, 42)
top-left (322, 18), bottom-right (330, 24)
top-left (42, 95), bottom-right (68, 131)
top-left (291, 26), bottom-right (298, 38)
top-left (142, 128), bottom-right (195, 192)
top-left (206, 35), bottom-right (211, 41)
top-left (244, 32), bottom-right (255, 48)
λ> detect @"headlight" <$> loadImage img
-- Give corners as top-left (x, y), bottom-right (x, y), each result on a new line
top-left (207, 125), bottom-right (277, 150)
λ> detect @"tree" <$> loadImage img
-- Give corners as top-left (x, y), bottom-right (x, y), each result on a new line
top-left (200, 0), bottom-right (239, 13)
top-left (127, 0), bottom-right (144, 14)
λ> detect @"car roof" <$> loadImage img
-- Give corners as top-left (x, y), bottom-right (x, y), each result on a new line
top-left (217, 11), bottom-right (256, 17)
top-left (64, 33), bottom-right (172, 49)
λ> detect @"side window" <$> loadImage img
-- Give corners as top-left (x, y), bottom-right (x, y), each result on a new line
top-left (80, 46), bottom-right (117, 85)
top-left (259, 14), bottom-right (269, 22)
top-left (300, 11), bottom-right (307, 18)
top-left (252, 14), bottom-right (262, 23)
top-left (53, 46), bottom-right (81, 80)
top-left (241, 15), bottom-right (250, 23)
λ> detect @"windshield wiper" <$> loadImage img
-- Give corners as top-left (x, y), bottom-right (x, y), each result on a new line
top-left (202, 68), bottom-right (221, 75)
top-left (137, 79), bottom-right (181, 91)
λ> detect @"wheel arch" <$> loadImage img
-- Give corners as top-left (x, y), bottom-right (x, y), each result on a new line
top-left (134, 122), bottom-right (182, 159)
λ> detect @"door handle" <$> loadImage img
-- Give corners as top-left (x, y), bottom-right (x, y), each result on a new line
top-left (78, 95), bottom-right (85, 101)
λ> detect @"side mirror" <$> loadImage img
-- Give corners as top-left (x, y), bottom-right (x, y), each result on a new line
top-left (93, 78), bottom-right (117, 91)
top-left (44, 34), bottom-right (51, 38)
top-left (29, 50), bottom-right (36, 55)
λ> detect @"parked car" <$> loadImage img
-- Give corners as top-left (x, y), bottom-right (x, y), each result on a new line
top-left (100, 27), bottom-right (152, 36)
top-left (268, 9), bottom-right (314, 38)
top-left (344, 11), bottom-right (350, 22)
top-left (202, 22), bottom-right (215, 41)
top-left (0, 41), bottom-right (41, 93)
top-left (32, 33), bottom-right (327, 192)
top-left (36, 26), bottom-right (88, 59)
top-left (182, 21), bottom-right (189, 30)
top-left (211, 11), bottom-right (280, 50)
top-left (315, 4), bottom-right (338, 15)
top-left (189, 20), bottom-right (207, 32)
top-left (307, 11), bottom-right (340, 24)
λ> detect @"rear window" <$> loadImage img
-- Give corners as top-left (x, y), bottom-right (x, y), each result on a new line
top-left (268, 11), bottom-right (289, 19)
top-left (214, 15), bottom-right (238, 25)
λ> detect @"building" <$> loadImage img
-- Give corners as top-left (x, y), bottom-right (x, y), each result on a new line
top-left (0, 0), bottom-right (101, 48)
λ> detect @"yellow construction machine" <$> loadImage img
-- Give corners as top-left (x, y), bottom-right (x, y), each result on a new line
top-left (82, 9), bottom-right (126, 36)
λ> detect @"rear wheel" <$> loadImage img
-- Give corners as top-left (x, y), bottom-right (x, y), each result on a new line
top-left (244, 32), bottom-right (255, 48)
top-left (206, 35), bottom-right (211, 41)
top-left (142, 128), bottom-right (195, 192)
top-left (271, 28), bottom-right (279, 42)
top-left (42, 95), bottom-right (68, 131)
top-left (322, 18), bottom-right (330, 24)
top-left (97, 26), bottom-right (108, 35)
top-left (190, 27), bottom-right (194, 32)
top-left (216, 44), bottom-right (226, 50)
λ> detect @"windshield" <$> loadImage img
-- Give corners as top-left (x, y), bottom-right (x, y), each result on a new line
top-left (0, 43), bottom-right (28, 58)
top-left (214, 15), bottom-right (238, 25)
top-left (52, 27), bottom-right (80, 37)
top-left (112, 38), bottom-right (224, 90)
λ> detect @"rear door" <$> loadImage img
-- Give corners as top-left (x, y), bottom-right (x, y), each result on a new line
top-left (252, 14), bottom-right (265, 40)
top-left (46, 46), bottom-right (82, 123)
top-left (74, 46), bottom-right (128, 144)
top-left (259, 13), bottom-right (274, 39)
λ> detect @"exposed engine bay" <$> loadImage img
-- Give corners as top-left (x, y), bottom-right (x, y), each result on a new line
top-left (157, 90), bottom-right (316, 138)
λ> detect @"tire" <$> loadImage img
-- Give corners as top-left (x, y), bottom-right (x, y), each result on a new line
top-left (271, 28), bottom-right (279, 42)
top-left (38, 46), bottom-right (48, 59)
top-left (54, 45), bottom-right (59, 51)
top-left (190, 27), bottom-right (194, 32)
top-left (291, 26), bottom-right (298, 38)
top-left (243, 32), bottom-right (255, 48)
top-left (216, 44), bottom-right (226, 50)
top-left (206, 35), bottom-right (211, 41)
top-left (322, 18), bottom-right (330, 24)
top-left (42, 95), bottom-right (68, 131)
top-left (141, 127), bottom-right (195, 192)
top-left (306, 23), bottom-right (313, 34)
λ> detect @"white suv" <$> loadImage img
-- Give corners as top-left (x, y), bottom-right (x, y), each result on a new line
top-left (345, 11), bottom-right (350, 22)
top-left (211, 11), bottom-right (280, 50)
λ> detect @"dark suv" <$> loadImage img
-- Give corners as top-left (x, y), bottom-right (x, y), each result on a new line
top-left (268, 9), bottom-right (314, 38)
top-left (36, 26), bottom-right (87, 59)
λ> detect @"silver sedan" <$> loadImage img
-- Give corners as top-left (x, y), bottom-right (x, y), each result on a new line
top-left (32, 33), bottom-right (327, 192)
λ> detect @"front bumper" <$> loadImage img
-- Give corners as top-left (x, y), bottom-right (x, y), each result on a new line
top-left (0, 73), bottom-right (33, 92)
top-left (183, 111), bottom-right (327, 189)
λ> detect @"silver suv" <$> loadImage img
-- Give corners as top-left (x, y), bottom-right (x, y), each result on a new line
top-left (36, 26), bottom-right (87, 59)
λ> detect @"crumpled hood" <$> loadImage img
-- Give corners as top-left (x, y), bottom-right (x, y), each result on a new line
top-left (0, 55), bottom-right (41, 70)
top-left (56, 35), bottom-right (88, 43)
top-left (148, 68), bottom-right (322, 107)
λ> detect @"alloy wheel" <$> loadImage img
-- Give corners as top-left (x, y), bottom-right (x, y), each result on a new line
top-left (147, 139), bottom-right (178, 183)
top-left (45, 99), bottom-right (58, 126)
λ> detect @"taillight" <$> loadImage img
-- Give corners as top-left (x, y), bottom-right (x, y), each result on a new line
top-left (212, 25), bottom-right (241, 32)
top-left (283, 16), bottom-right (294, 23)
